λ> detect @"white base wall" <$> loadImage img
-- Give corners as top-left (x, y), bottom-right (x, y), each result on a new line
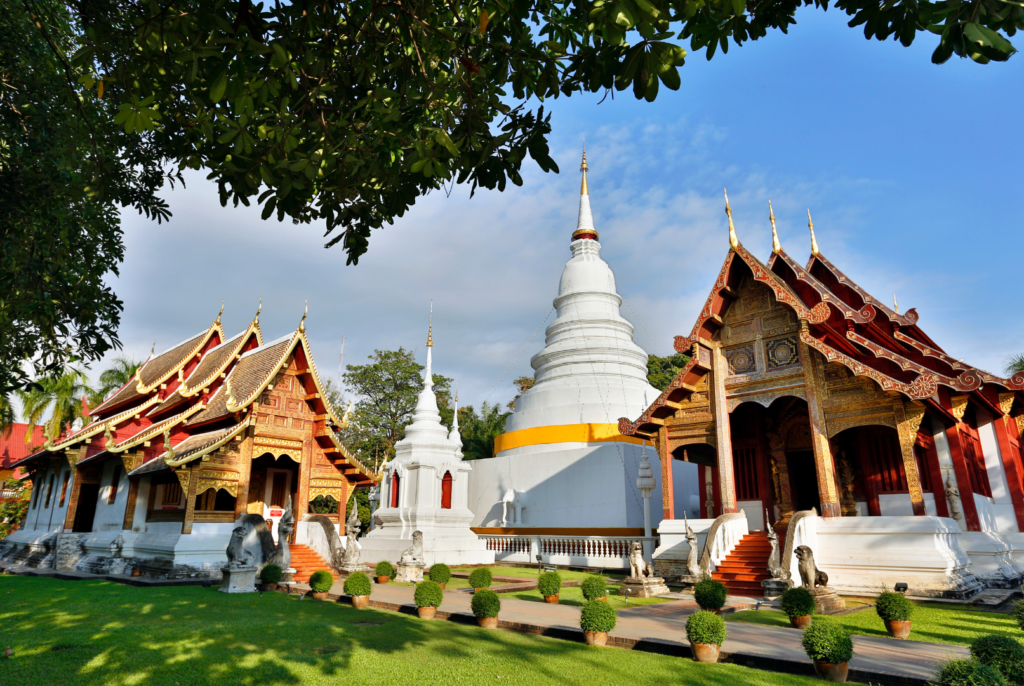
top-left (360, 505), bottom-right (494, 567)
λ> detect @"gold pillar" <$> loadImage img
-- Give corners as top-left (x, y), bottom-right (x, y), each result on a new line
top-left (799, 339), bottom-right (841, 517)
top-left (658, 426), bottom-right (674, 520)
top-left (894, 401), bottom-right (927, 516)
top-left (180, 466), bottom-right (199, 535)
top-left (711, 346), bottom-right (737, 513)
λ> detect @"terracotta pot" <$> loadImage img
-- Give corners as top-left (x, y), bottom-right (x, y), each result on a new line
top-left (377, 576), bottom-right (390, 584)
top-left (438, 582), bottom-right (446, 590)
top-left (699, 607), bottom-right (722, 615)
top-left (691, 642), bottom-right (721, 663)
top-left (812, 659), bottom-right (849, 683)
top-left (351, 595), bottom-right (369, 609)
top-left (584, 631), bottom-right (608, 647)
top-left (131, 567), bottom-right (141, 577)
top-left (595, 596), bottom-right (608, 602)
top-left (312, 592), bottom-right (329, 601)
top-left (543, 594), bottom-right (560, 604)
top-left (885, 619), bottom-right (911, 639)
top-left (262, 583), bottom-right (278, 592)
top-left (418, 606), bottom-right (437, 620)
top-left (790, 614), bottom-right (813, 629)
top-left (477, 616), bottom-right (498, 629)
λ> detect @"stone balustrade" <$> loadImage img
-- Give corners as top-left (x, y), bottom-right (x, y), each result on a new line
top-left (478, 534), bottom-right (659, 570)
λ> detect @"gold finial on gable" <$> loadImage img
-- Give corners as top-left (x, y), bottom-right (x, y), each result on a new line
top-left (216, 300), bottom-right (224, 324)
top-left (893, 294), bottom-right (899, 315)
top-left (299, 301), bottom-right (307, 333)
top-left (808, 209), bottom-right (819, 256)
top-left (769, 199), bottom-right (781, 254)
top-left (725, 189), bottom-right (738, 250)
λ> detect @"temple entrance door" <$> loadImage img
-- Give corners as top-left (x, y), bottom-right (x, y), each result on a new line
top-left (787, 451), bottom-right (820, 513)
top-left (72, 483), bottom-right (100, 532)
top-left (263, 469), bottom-right (292, 543)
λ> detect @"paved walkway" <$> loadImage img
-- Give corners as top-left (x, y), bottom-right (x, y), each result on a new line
top-left (314, 579), bottom-right (966, 686)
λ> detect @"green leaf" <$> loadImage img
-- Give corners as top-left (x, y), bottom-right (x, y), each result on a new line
top-left (210, 71), bottom-right (228, 104)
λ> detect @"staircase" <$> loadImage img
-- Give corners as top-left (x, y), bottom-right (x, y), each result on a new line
top-left (288, 543), bottom-right (339, 584)
top-left (711, 532), bottom-right (773, 597)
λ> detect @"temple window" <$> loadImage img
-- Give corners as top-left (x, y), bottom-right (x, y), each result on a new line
top-left (163, 481), bottom-right (183, 506)
top-left (269, 472), bottom-right (288, 508)
top-left (195, 488), bottom-right (237, 513)
top-left (147, 473), bottom-right (186, 523)
top-left (441, 471), bottom-right (453, 509)
top-left (107, 465), bottom-right (122, 505)
top-left (863, 428), bottom-right (907, 493)
top-left (732, 443), bottom-right (760, 500)
top-left (390, 473), bottom-right (400, 508)
top-left (960, 407), bottom-right (992, 497)
top-left (58, 472), bottom-right (70, 507)
top-left (43, 473), bottom-right (56, 509)
top-left (912, 442), bottom-right (933, 492)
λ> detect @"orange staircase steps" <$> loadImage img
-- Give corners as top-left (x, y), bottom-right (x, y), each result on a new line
top-left (288, 543), bottom-right (338, 584)
top-left (710, 532), bottom-right (773, 597)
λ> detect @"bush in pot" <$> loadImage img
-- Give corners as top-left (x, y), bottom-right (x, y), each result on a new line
top-left (414, 580), bottom-right (444, 619)
top-left (685, 610), bottom-right (727, 663)
top-left (693, 579), bottom-right (728, 613)
top-left (538, 571), bottom-right (562, 603)
top-left (471, 589), bottom-right (501, 628)
top-left (802, 617), bottom-right (854, 683)
top-left (375, 561), bottom-right (394, 584)
top-left (468, 567), bottom-right (492, 591)
top-left (780, 587), bottom-right (816, 629)
top-left (933, 658), bottom-right (1008, 686)
top-left (260, 564), bottom-right (283, 591)
top-left (308, 570), bottom-right (334, 600)
top-left (580, 598), bottom-right (617, 646)
top-left (875, 591), bottom-right (914, 639)
top-left (344, 572), bottom-right (372, 609)
top-left (969, 635), bottom-right (1024, 685)
top-left (428, 563), bottom-right (451, 588)
top-left (581, 575), bottom-right (607, 602)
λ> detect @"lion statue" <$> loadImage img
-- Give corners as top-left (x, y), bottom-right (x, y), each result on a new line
top-left (399, 530), bottom-right (425, 566)
top-left (628, 541), bottom-right (654, 579)
top-left (795, 545), bottom-right (828, 589)
top-left (225, 527), bottom-right (254, 568)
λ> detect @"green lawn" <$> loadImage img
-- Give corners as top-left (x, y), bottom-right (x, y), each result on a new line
top-left (451, 565), bottom-right (625, 583)
top-left (0, 575), bottom-right (820, 686)
top-left (497, 584), bottom-right (668, 610)
top-left (726, 603), bottom-right (1021, 647)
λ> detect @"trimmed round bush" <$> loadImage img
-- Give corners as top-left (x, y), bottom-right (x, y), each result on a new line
top-left (538, 571), bottom-right (562, 597)
top-left (343, 571), bottom-right (372, 597)
top-left (1013, 600), bottom-right (1024, 631)
top-left (468, 567), bottom-right (493, 590)
top-left (308, 570), bottom-right (334, 594)
top-left (934, 658), bottom-right (1008, 686)
top-left (801, 617), bottom-right (854, 664)
top-left (581, 575), bottom-right (607, 601)
top-left (471, 589), bottom-right (501, 619)
top-left (428, 563), bottom-right (451, 585)
top-left (259, 564), bottom-right (283, 585)
top-left (580, 598), bottom-right (617, 633)
top-left (780, 587), bottom-right (816, 618)
top-left (875, 591), bottom-right (914, 622)
top-left (414, 580), bottom-right (444, 608)
top-left (686, 610), bottom-right (727, 646)
top-left (970, 635), bottom-right (1024, 684)
top-left (693, 578), bottom-right (728, 611)
top-left (375, 561), bottom-right (394, 577)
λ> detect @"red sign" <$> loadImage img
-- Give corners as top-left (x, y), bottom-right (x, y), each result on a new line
top-left (270, 509), bottom-right (284, 517)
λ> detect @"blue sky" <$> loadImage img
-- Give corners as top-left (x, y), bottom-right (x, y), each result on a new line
top-left (45, 7), bottom-right (1024, 418)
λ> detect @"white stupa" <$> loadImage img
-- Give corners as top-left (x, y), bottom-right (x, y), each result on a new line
top-left (468, 148), bottom-right (699, 529)
top-left (359, 314), bottom-right (495, 566)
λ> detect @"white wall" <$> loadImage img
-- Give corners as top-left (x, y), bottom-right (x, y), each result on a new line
top-left (91, 460), bottom-right (129, 532)
top-left (22, 459), bottom-right (73, 533)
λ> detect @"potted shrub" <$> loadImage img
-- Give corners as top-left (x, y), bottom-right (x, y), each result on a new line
top-left (581, 575), bottom-right (607, 602)
top-left (693, 578), bottom-right (728, 614)
top-left (580, 598), bottom-right (617, 646)
top-left (414, 580), bottom-right (444, 619)
top-left (538, 571), bottom-right (562, 604)
top-left (375, 561), bottom-right (394, 585)
top-left (260, 564), bottom-right (283, 592)
top-left (781, 586), bottom-right (816, 629)
top-left (933, 658), bottom-right (1007, 686)
top-left (875, 591), bottom-right (913, 639)
top-left (308, 570), bottom-right (334, 600)
top-left (471, 589), bottom-right (501, 629)
top-left (801, 617), bottom-right (854, 683)
top-left (685, 610), bottom-right (727, 663)
top-left (343, 571), bottom-right (372, 609)
top-left (969, 634), bottom-right (1024, 685)
top-left (468, 567), bottom-right (493, 592)
top-left (428, 563), bottom-right (451, 589)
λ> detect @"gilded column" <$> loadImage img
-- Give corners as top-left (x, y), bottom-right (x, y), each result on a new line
top-left (180, 465), bottom-right (199, 535)
top-left (945, 393), bottom-right (981, 531)
top-left (658, 426), bottom-right (674, 520)
top-left (711, 346), bottom-right (737, 513)
top-left (61, 448), bottom-right (82, 532)
top-left (894, 401), bottom-right (928, 516)
top-left (234, 429), bottom-right (255, 520)
top-left (993, 393), bottom-right (1024, 529)
top-left (798, 338), bottom-right (841, 517)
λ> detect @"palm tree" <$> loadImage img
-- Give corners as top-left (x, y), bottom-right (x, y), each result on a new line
top-left (19, 368), bottom-right (94, 445)
top-left (461, 402), bottom-right (510, 460)
top-left (1006, 354), bottom-right (1024, 377)
top-left (88, 355), bottom-right (143, 408)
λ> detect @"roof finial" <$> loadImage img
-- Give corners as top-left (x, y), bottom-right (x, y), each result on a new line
top-left (216, 300), bottom-right (224, 324)
top-left (769, 199), bottom-right (781, 254)
top-left (299, 301), bottom-right (307, 332)
top-left (808, 209), bottom-right (819, 256)
top-left (225, 375), bottom-right (237, 408)
top-left (151, 341), bottom-right (156, 355)
top-left (255, 298), bottom-right (262, 324)
top-left (725, 189), bottom-right (738, 250)
top-left (893, 294), bottom-right (899, 315)
top-left (426, 300), bottom-right (434, 347)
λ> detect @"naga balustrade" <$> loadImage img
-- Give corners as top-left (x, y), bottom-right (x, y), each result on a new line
top-left (479, 534), bottom-right (659, 570)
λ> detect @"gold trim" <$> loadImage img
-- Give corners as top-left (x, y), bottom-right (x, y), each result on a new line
top-left (951, 394), bottom-right (969, 423)
top-left (494, 423), bottom-right (645, 455)
top-left (164, 420), bottom-right (250, 468)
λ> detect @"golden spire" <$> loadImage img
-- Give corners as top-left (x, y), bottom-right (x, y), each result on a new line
top-left (580, 144), bottom-right (589, 196)
top-left (808, 209), bottom-right (819, 256)
top-left (299, 301), bottom-right (307, 333)
top-left (769, 199), bottom-right (781, 254)
top-left (426, 300), bottom-right (434, 347)
top-left (150, 341), bottom-right (156, 356)
top-left (255, 298), bottom-right (261, 325)
top-left (893, 294), bottom-right (899, 315)
top-left (725, 189), bottom-right (738, 250)
top-left (216, 300), bottom-right (224, 324)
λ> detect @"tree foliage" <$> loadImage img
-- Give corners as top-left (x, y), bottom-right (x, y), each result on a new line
top-left (458, 402), bottom-right (510, 460)
top-left (87, 355), bottom-right (142, 408)
top-left (0, 477), bottom-right (32, 539)
top-left (646, 352), bottom-right (690, 391)
top-left (18, 367), bottom-right (93, 445)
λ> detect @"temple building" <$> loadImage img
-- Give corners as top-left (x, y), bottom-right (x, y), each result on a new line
top-left (468, 150), bottom-right (699, 530)
top-left (620, 196), bottom-right (1024, 596)
top-left (0, 305), bottom-right (377, 578)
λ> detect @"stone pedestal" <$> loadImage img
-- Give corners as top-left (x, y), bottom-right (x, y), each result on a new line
top-left (280, 567), bottom-right (296, 584)
top-left (219, 566), bottom-right (258, 593)
top-left (761, 578), bottom-right (795, 600)
top-left (340, 563), bottom-right (371, 577)
top-left (395, 563), bottom-right (425, 584)
top-left (618, 576), bottom-right (670, 598)
top-left (810, 587), bottom-right (846, 614)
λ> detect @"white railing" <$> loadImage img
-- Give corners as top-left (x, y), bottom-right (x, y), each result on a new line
top-left (479, 534), bottom-right (659, 570)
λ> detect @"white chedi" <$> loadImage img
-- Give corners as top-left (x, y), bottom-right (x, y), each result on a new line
top-left (358, 320), bottom-right (494, 567)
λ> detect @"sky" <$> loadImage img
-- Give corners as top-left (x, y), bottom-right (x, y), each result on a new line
top-left (50, 8), bottom-right (1024, 418)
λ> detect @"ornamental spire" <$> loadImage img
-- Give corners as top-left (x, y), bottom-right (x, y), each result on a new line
top-left (769, 199), bottom-right (781, 254)
top-left (725, 189), bottom-right (738, 250)
top-left (808, 209), bottom-right (819, 256)
top-left (580, 144), bottom-right (589, 196)
top-left (424, 301), bottom-right (433, 391)
top-left (572, 144), bottom-right (599, 241)
top-left (426, 300), bottom-right (433, 348)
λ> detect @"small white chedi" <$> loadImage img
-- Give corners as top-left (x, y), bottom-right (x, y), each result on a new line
top-left (359, 316), bottom-right (495, 567)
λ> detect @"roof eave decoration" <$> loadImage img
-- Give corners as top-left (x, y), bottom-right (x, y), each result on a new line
top-left (326, 432), bottom-right (381, 483)
top-left (135, 314), bottom-right (226, 396)
top-left (619, 354), bottom-right (704, 437)
top-left (179, 305), bottom-right (264, 398)
top-left (890, 331), bottom-right (1024, 391)
top-left (807, 251), bottom-right (920, 328)
top-left (163, 419), bottom-right (250, 468)
top-left (110, 404), bottom-right (205, 453)
top-left (772, 249), bottom-right (877, 324)
top-left (47, 396), bottom-right (162, 452)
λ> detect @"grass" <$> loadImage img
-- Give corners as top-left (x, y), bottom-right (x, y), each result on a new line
top-left (497, 584), bottom-right (668, 610)
top-left (454, 565), bottom-right (625, 583)
top-left (0, 575), bottom-right (821, 686)
top-left (727, 602), bottom-right (1022, 647)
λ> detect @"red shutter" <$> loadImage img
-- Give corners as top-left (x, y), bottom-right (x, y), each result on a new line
top-left (441, 471), bottom-right (453, 509)
top-left (390, 473), bottom-right (400, 508)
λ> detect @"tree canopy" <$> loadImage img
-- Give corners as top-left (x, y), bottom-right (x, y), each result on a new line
top-left (646, 351), bottom-right (690, 391)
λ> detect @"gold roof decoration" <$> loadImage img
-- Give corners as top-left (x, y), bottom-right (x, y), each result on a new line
top-left (769, 199), bottom-right (781, 254)
top-left (299, 301), bottom-right (308, 333)
top-left (808, 209), bottom-right (819, 256)
top-left (580, 144), bottom-right (589, 196)
top-left (725, 188), bottom-right (739, 250)
top-left (426, 300), bottom-right (434, 348)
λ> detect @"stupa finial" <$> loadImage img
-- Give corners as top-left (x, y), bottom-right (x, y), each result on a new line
top-left (725, 189), bottom-right (738, 250)
top-left (426, 300), bottom-right (433, 348)
top-left (580, 143), bottom-right (589, 196)
top-left (769, 199), bottom-right (781, 254)
top-left (808, 209), bottom-right (819, 256)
